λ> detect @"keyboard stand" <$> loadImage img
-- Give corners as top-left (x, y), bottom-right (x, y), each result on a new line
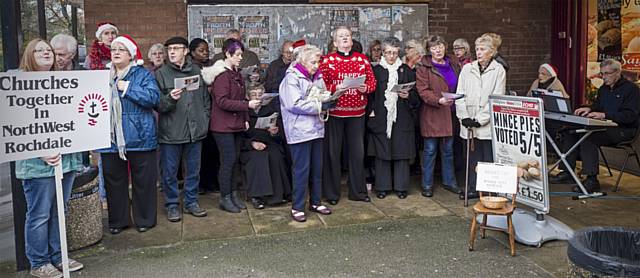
top-left (545, 128), bottom-right (606, 198)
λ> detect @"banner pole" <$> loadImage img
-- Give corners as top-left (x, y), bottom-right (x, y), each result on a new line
top-left (54, 159), bottom-right (70, 278)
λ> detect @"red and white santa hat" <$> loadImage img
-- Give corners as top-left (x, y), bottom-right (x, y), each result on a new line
top-left (540, 63), bottom-right (558, 77)
top-left (111, 35), bottom-right (144, 66)
top-left (290, 39), bottom-right (306, 53)
top-left (95, 22), bottom-right (118, 40)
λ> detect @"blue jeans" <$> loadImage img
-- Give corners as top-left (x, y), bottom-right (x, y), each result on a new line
top-left (422, 137), bottom-right (457, 190)
top-left (23, 171), bottom-right (75, 268)
top-left (290, 139), bottom-right (323, 212)
top-left (98, 154), bottom-right (106, 201)
top-left (160, 141), bottom-right (202, 209)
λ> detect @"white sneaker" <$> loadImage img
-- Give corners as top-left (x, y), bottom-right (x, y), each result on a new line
top-left (55, 258), bottom-right (84, 272)
top-left (30, 263), bottom-right (62, 278)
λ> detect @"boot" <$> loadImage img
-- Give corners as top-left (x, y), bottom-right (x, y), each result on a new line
top-left (231, 191), bottom-right (246, 210)
top-left (219, 194), bottom-right (240, 213)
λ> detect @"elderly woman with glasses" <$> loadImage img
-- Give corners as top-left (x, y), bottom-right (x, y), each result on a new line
top-left (98, 35), bottom-right (160, 234)
top-left (367, 37), bottom-right (419, 199)
top-left (452, 38), bottom-right (472, 66)
top-left (455, 34), bottom-right (506, 200)
top-left (15, 38), bottom-right (85, 277)
top-left (403, 39), bottom-right (426, 70)
top-left (367, 39), bottom-right (382, 65)
top-left (146, 43), bottom-right (165, 73)
top-left (416, 35), bottom-right (463, 198)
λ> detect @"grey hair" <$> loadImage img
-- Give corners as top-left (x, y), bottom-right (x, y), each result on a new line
top-left (294, 44), bottom-right (322, 65)
top-left (332, 26), bottom-right (352, 41)
top-left (380, 37), bottom-right (401, 51)
top-left (453, 38), bottom-right (470, 53)
top-left (50, 34), bottom-right (77, 54)
top-left (147, 43), bottom-right (165, 59)
top-left (405, 39), bottom-right (425, 55)
top-left (426, 35), bottom-right (447, 50)
top-left (600, 59), bottom-right (622, 71)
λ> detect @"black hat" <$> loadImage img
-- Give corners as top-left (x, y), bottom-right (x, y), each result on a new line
top-left (164, 36), bottom-right (189, 48)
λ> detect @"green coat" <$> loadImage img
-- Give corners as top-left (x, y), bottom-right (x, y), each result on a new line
top-left (155, 60), bottom-right (211, 144)
top-left (15, 153), bottom-right (83, 180)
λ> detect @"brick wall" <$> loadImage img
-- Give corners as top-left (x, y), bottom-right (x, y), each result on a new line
top-left (84, 0), bottom-right (187, 62)
top-left (429, 0), bottom-right (552, 94)
top-left (84, 0), bottom-right (552, 93)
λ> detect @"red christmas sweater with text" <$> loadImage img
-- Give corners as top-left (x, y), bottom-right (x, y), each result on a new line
top-left (319, 50), bottom-right (376, 117)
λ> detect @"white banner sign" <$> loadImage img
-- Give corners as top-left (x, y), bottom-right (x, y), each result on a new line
top-left (490, 95), bottom-right (549, 213)
top-left (0, 70), bottom-right (111, 163)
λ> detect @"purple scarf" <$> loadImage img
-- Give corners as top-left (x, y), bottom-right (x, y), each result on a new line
top-left (294, 63), bottom-right (321, 81)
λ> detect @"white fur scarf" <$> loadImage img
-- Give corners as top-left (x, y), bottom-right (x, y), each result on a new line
top-left (379, 58), bottom-right (402, 139)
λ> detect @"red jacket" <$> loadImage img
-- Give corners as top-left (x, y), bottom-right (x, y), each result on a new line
top-left (209, 68), bottom-right (250, 133)
top-left (319, 51), bottom-right (376, 117)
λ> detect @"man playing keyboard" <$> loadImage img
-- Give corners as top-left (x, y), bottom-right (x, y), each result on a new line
top-left (549, 59), bottom-right (640, 193)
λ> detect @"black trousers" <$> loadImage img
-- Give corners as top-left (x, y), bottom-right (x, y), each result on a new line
top-left (212, 132), bottom-right (242, 196)
top-left (561, 127), bottom-right (636, 176)
top-left (374, 158), bottom-right (409, 192)
top-left (462, 139), bottom-right (493, 193)
top-left (323, 116), bottom-right (368, 201)
top-left (199, 133), bottom-right (220, 192)
top-left (102, 151), bottom-right (157, 229)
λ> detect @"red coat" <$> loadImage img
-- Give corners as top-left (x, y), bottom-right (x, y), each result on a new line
top-left (209, 69), bottom-right (250, 133)
top-left (416, 55), bottom-right (461, 138)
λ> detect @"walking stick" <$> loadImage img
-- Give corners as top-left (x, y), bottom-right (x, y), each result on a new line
top-left (464, 128), bottom-right (474, 207)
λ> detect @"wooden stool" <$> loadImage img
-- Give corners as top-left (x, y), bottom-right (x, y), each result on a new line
top-left (468, 192), bottom-right (517, 256)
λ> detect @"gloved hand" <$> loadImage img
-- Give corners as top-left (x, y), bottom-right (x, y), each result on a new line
top-left (461, 118), bottom-right (481, 128)
top-left (321, 100), bottom-right (337, 111)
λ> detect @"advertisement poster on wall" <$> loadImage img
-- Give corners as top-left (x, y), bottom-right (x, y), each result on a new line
top-left (622, 1), bottom-right (640, 73)
top-left (202, 15), bottom-right (235, 55)
top-left (330, 9), bottom-right (360, 40)
top-left (238, 16), bottom-right (270, 62)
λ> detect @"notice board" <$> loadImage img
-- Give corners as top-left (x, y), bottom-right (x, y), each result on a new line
top-left (187, 4), bottom-right (429, 63)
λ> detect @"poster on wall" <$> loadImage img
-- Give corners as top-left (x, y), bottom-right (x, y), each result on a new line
top-left (330, 9), bottom-right (360, 40)
top-left (622, 1), bottom-right (640, 73)
top-left (203, 15), bottom-right (235, 55)
top-left (238, 16), bottom-right (270, 62)
top-left (489, 95), bottom-right (549, 213)
top-left (597, 0), bottom-right (622, 61)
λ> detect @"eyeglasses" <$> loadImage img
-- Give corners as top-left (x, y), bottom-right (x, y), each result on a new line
top-left (34, 48), bottom-right (52, 54)
top-left (383, 51), bottom-right (399, 56)
top-left (167, 46), bottom-right (186, 52)
top-left (372, 47), bottom-right (382, 52)
top-left (453, 47), bottom-right (466, 51)
top-left (600, 70), bottom-right (618, 76)
top-left (429, 44), bottom-right (445, 51)
top-left (110, 48), bottom-right (129, 54)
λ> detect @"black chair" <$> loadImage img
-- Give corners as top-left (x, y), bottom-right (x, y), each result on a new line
top-left (598, 128), bottom-right (640, 192)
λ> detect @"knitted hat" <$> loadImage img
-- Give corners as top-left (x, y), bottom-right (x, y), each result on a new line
top-left (95, 22), bottom-right (118, 40)
top-left (164, 36), bottom-right (189, 48)
top-left (540, 63), bottom-right (558, 77)
top-left (112, 35), bottom-right (144, 66)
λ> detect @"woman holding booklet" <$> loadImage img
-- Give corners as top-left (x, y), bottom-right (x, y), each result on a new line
top-left (367, 37), bottom-right (419, 199)
top-left (416, 35), bottom-right (463, 198)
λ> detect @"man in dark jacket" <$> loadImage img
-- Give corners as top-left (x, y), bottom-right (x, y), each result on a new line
top-left (549, 59), bottom-right (640, 192)
top-left (155, 36), bottom-right (211, 221)
top-left (264, 40), bottom-right (293, 93)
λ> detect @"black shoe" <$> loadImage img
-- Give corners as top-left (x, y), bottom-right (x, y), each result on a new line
top-left (109, 227), bottom-right (123, 234)
top-left (397, 191), bottom-right (407, 199)
top-left (442, 185), bottom-right (463, 195)
top-left (327, 199), bottom-right (339, 205)
top-left (220, 194), bottom-right (241, 213)
top-left (166, 206), bottom-right (182, 222)
top-left (573, 177), bottom-right (601, 193)
top-left (549, 171), bottom-right (574, 184)
top-left (459, 191), bottom-right (480, 200)
top-left (184, 203), bottom-right (208, 217)
top-left (137, 227), bottom-right (150, 233)
top-left (231, 191), bottom-right (246, 210)
top-left (421, 189), bottom-right (433, 198)
top-left (251, 198), bottom-right (265, 209)
top-left (376, 191), bottom-right (387, 199)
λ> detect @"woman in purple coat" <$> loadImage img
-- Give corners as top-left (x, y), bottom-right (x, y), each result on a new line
top-left (279, 43), bottom-right (333, 222)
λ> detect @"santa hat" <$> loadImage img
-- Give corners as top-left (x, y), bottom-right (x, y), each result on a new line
top-left (540, 63), bottom-right (558, 77)
top-left (111, 35), bottom-right (144, 66)
top-left (290, 39), bottom-right (306, 53)
top-left (95, 22), bottom-right (118, 40)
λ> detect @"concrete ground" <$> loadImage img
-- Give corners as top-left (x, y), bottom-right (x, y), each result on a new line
top-left (1, 165), bottom-right (639, 277)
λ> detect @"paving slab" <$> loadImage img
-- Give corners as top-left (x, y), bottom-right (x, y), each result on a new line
top-left (370, 193), bottom-right (452, 219)
top-left (320, 200), bottom-right (387, 226)
top-left (248, 205), bottom-right (323, 234)
top-left (182, 193), bottom-right (253, 242)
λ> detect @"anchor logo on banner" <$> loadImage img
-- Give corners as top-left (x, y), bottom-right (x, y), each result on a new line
top-left (77, 93), bottom-right (108, 126)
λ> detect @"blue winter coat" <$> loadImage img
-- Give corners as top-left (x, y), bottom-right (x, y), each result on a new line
top-left (97, 66), bottom-right (160, 153)
top-left (279, 66), bottom-right (325, 145)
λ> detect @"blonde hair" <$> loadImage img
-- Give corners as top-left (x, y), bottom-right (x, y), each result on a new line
top-left (295, 44), bottom-right (322, 65)
top-left (405, 39), bottom-right (426, 56)
top-left (481, 32), bottom-right (502, 50)
top-left (475, 35), bottom-right (497, 55)
top-left (20, 39), bottom-right (55, 72)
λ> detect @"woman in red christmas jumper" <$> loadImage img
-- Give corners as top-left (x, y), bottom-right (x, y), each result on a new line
top-left (84, 22), bottom-right (118, 70)
top-left (319, 26), bottom-right (377, 205)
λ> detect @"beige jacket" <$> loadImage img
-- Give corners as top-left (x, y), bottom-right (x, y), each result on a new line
top-left (455, 60), bottom-right (507, 140)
